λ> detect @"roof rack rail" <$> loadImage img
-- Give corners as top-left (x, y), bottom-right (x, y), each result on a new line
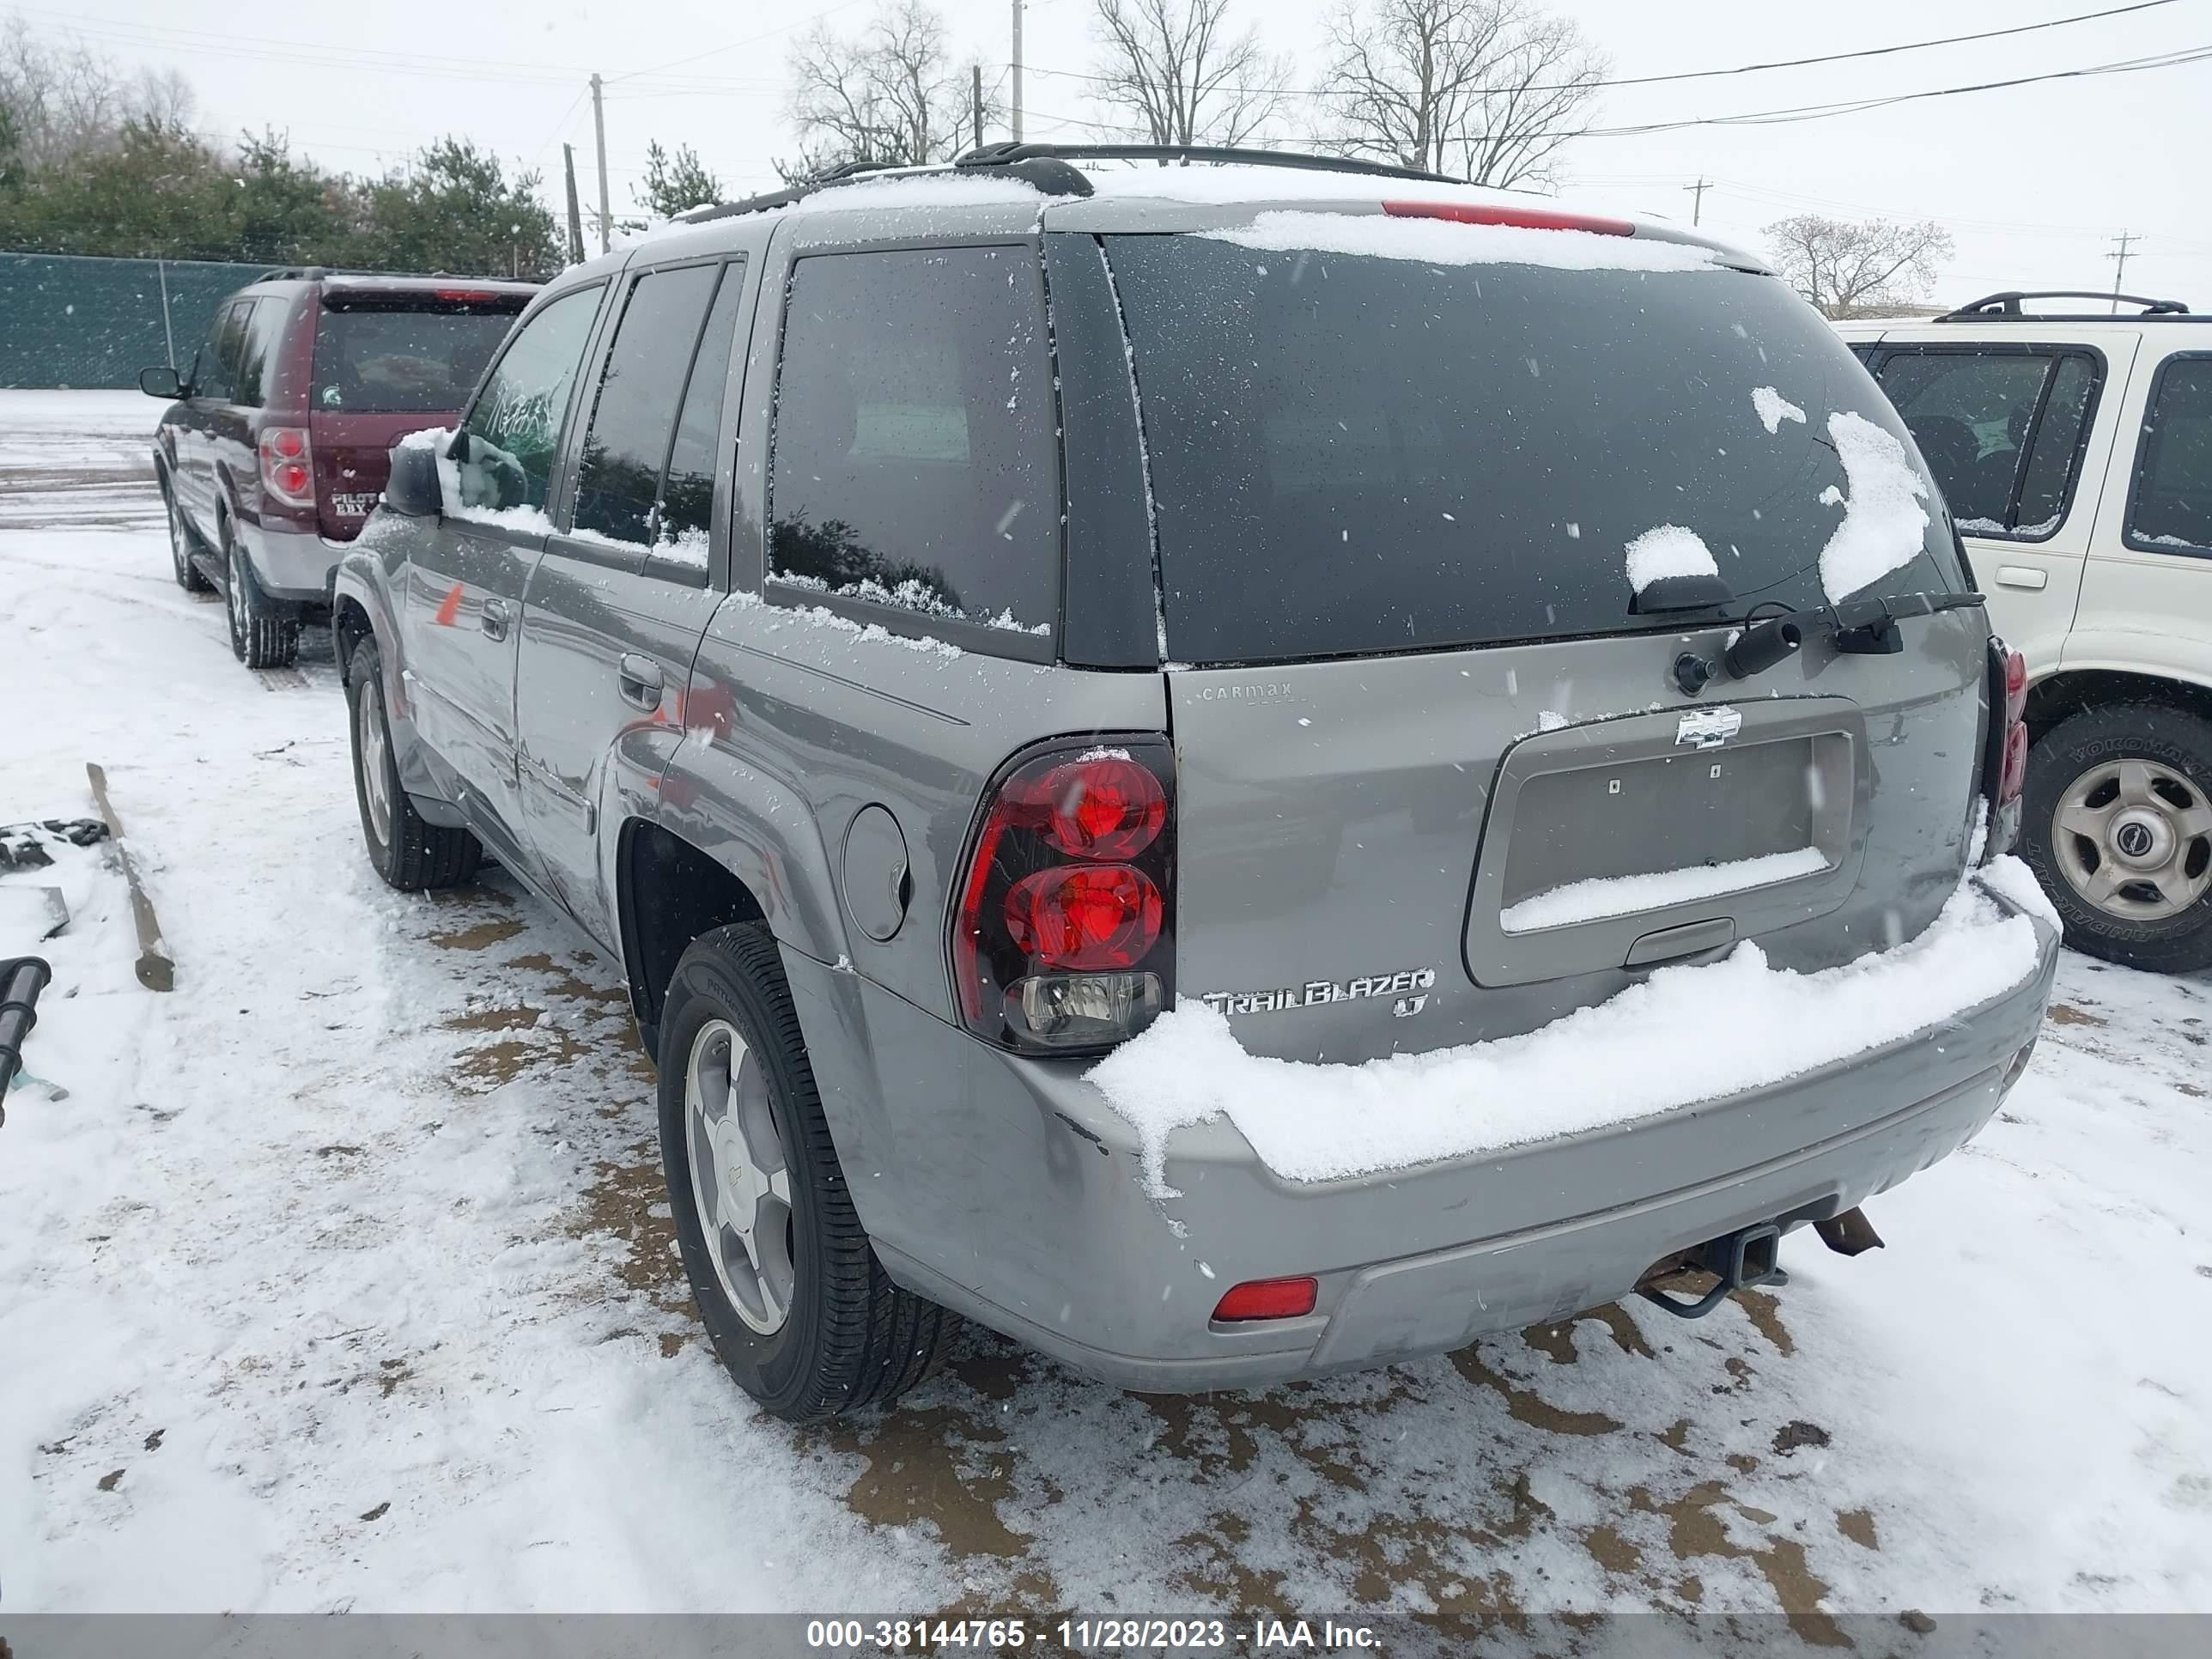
top-left (669, 141), bottom-right (1468, 228)
top-left (253, 266), bottom-right (326, 283)
top-left (1940, 289), bottom-right (2192, 321)
top-left (953, 141), bottom-right (1462, 187)
top-left (677, 158), bottom-right (911, 226)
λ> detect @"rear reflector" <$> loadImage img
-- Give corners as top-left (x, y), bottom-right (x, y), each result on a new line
top-left (1382, 200), bottom-right (1634, 237)
top-left (1212, 1276), bottom-right (1318, 1322)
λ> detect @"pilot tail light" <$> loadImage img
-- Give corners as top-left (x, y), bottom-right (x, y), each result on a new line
top-left (952, 738), bottom-right (1176, 1054)
top-left (258, 426), bottom-right (316, 509)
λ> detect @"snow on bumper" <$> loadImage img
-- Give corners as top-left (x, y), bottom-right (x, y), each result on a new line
top-left (1092, 856), bottom-right (2057, 1200)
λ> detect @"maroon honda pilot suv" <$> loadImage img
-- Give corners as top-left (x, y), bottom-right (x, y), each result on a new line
top-left (140, 269), bottom-right (538, 669)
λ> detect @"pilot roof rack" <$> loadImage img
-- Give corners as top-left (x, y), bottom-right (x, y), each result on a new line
top-left (675, 142), bottom-right (1468, 226)
top-left (1939, 289), bottom-right (2196, 322)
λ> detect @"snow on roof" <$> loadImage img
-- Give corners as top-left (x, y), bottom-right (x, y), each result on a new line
top-left (1196, 209), bottom-right (1721, 273)
top-left (797, 172), bottom-right (1044, 215)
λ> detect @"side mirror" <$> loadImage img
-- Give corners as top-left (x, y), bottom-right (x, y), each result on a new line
top-left (383, 438), bottom-right (445, 519)
top-left (138, 365), bottom-right (184, 400)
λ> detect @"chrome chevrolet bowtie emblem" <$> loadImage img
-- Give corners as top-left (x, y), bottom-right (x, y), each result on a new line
top-left (1675, 707), bottom-right (1743, 750)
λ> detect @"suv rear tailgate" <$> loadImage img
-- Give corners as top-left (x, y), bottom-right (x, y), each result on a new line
top-left (1165, 613), bottom-right (1989, 1066)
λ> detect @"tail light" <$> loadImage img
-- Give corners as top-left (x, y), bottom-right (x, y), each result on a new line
top-left (258, 426), bottom-right (315, 508)
top-left (952, 738), bottom-right (1176, 1053)
top-left (1983, 640), bottom-right (2029, 859)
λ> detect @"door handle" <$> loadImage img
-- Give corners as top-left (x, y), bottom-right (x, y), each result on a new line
top-left (1994, 566), bottom-right (2049, 591)
top-left (481, 598), bottom-right (510, 641)
top-left (617, 653), bottom-right (664, 709)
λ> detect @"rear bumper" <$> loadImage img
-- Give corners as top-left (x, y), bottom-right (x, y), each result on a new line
top-left (786, 890), bottom-right (2059, 1393)
top-left (239, 519), bottom-right (345, 605)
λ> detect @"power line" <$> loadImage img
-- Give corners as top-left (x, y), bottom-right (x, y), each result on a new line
top-left (1023, 0), bottom-right (2180, 100)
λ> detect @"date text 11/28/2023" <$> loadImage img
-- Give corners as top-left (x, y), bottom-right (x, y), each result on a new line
top-left (803, 1617), bottom-right (1384, 1651)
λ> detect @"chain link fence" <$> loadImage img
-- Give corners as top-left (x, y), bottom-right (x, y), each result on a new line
top-left (1, 252), bottom-right (273, 389)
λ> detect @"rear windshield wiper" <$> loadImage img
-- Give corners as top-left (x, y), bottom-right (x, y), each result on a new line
top-left (1673, 590), bottom-right (1987, 695)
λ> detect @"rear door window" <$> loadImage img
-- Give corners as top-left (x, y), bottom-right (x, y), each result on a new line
top-left (2127, 355), bottom-right (2212, 553)
top-left (313, 304), bottom-right (518, 413)
top-left (768, 246), bottom-right (1060, 640)
top-left (456, 285), bottom-right (603, 514)
top-left (233, 299), bottom-right (289, 409)
top-left (193, 302), bottom-right (246, 403)
top-left (653, 261), bottom-right (747, 575)
top-left (570, 262), bottom-right (720, 550)
top-left (1104, 233), bottom-right (1963, 666)
top-left (1871, 348), bottom-right (2101, 538)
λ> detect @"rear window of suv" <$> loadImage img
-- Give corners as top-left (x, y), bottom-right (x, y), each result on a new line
top-left (313, 298), bottom-right (524, 414)
top-left (1105, 232), bottom-right (1965, 665)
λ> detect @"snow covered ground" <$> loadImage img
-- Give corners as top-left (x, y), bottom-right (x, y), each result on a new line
top-left (3, 392), bottom-right (2210, 1632)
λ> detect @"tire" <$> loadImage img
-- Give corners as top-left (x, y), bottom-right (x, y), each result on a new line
top-left (222, 516), bottom-right (300, 670)
top-left (162, 475), bottom-right (210, 592)
top-left (2021, 702), bottom-right (2212, 974)
top-left (346, 637), bottom-right (482, 891)
top-left (659, 922), bottom-right (957, 1421)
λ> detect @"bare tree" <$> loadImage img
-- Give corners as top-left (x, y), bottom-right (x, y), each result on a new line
top-left (1318, 0), bottom-right (1603, 188)
top-left (0, 17), bottom-right (197, 171)
top-left (781, 0), bottom-right (993, 182)
top-left (1090, 0), bottom-right (1290, 149)
top-left (1765, 216), bottom-right (1955, 319)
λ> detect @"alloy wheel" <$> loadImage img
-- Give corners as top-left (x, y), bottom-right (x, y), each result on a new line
top-left (684, 1017), bottom-right (797, 1336)
top-left (356, 681), bottom-right (393, 848)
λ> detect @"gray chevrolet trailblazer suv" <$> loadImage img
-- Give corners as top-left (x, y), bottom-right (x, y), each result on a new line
top-left (333, 146), bottom-right (2060, 1422)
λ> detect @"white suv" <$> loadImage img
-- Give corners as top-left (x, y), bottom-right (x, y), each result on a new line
top-left (1838, 293), bottom-right (2212, 972)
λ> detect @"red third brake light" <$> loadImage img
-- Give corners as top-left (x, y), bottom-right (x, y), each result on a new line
top-left (953, 739), bottom-right (1176, 1053)
top-left (1382, 200), bottom-right (1634, 237)
top-left (1213, 1278), bottom-right (1319, 1322)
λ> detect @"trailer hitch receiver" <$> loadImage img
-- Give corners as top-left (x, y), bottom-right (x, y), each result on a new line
top-left (1638, 1222), bottom-right (1788, 1321)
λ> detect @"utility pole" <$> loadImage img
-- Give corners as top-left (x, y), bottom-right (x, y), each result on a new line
top-left (1684, 177), bottom-right (1711, 228)
top-left (591, 72), bottom-right (611, 256)
top-left (562, 143), bottom-right (586, 265)
top-left (2106, 228), bottom-right (2138, 313)
top-left (1011, 0), bottom-right (1024, 143)
top-left (973, 63), bottom-right (984, 153)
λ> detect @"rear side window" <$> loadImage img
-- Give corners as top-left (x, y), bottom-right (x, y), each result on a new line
top-left (233, 299), bottom-right (289, 409)
top-left (658, 263), bottom-right (747, 568)
top-left (768, 246), bottom-right (1059, 637)
top-left (1106, 234), bottom-right (1962, 665)
top-left (456, 285), bottom-right (602, 514)
top-left (2127, 356), bottom-right (2212, 554)
top-left (571, 262), bottom-right (721, 549)
top-left (1872, 348), bottom-right (2101, 538)
top-left (193, 301), bottom-right (246, 403)
top-left (313, 305), bottom-right (516, 413)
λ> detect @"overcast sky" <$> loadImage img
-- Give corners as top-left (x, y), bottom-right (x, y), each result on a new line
top-left (25, 0), bottom-right (2212, 303)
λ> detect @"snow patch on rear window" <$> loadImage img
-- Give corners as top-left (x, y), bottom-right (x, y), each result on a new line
top-left (397, 425), bottom-right (451, 453)
top-left (1502, 846), bottom-right (1828, 933)
top-left (1818, 411), bottom-right (1932, 601)
top-left (1089, 858), bottom-right (2048, 1196)
top-left (1196, 210), bottom-right (1720, 273)
top-left (774, 571), bottom-right (1049, 635)
top-left (1623, 524), bottom-right (1720, 592)
top-left (1752, 386), bottom-right (1806, 434)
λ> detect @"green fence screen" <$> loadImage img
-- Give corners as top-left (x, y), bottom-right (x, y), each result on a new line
top-left (1, 252), bottom-right (273, 388)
